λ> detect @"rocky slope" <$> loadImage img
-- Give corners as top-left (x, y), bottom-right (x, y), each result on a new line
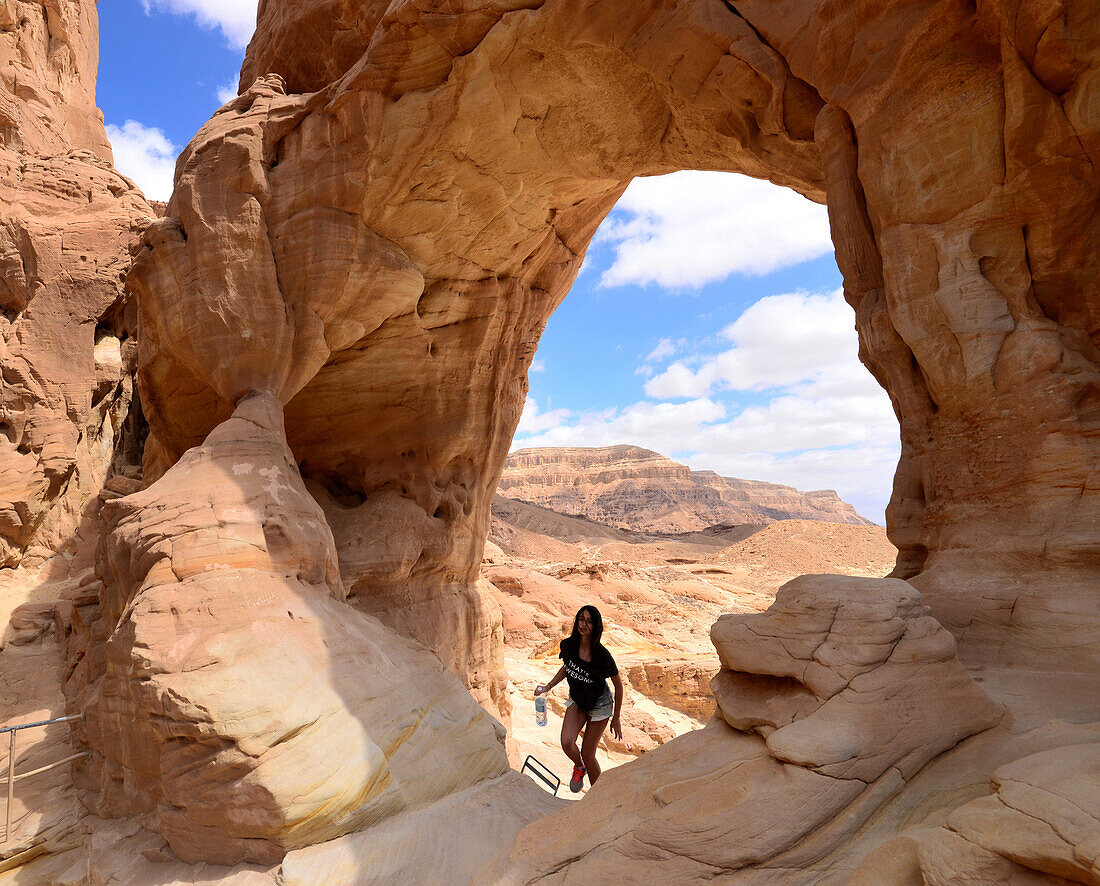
top-left (500, 446), bottom-right (872, 533)
top-left (483, 496), bottom-right (899, 792)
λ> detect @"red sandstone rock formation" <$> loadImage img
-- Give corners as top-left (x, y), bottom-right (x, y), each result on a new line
top-left (0, 0), bottom-right (1097, 880)
top-left (137, 0), bottom-right (1098, 677)
top-left (118, 0), bottom-right (1099, 875)
top-left (499, 445), bottom-right (871, 532)
top-left (0, 0), bottom-right (153, 568)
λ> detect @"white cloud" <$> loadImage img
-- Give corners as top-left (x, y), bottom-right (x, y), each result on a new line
top-left (645, 337), bottom-right (681, 363)
top-left (516, 289), bottom-right (900, 521)
top-left (105, 120), bottom-right (179, 202)
top-left (516, 398), bottom-right (572, 436)
top-left (530, 359), bottom-right (546, 373)
top-left (217, 76), bottom-right (240, 105)
top-left (598, 171), bottom-right (833, 289)
top-left (142, 0), bottom-right (257, 49)
top-left (645, 289), bottom-right (856, 398)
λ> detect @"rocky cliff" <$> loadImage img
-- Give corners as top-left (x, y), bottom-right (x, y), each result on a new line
top-left (500, 445), bottom-right (872, 532)
top-left (0, 0), bottom-right (154, 569)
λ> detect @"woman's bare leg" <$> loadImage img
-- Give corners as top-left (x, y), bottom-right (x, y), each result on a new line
top-left (560, 704), bottom-right (586, 768)
top-left (580, 716), bottom-right (609, 784)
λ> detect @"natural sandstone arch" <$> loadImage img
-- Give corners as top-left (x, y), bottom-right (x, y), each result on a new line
top-left (66, 0), bottom-right (1099, 875)
top-left (133, 0), bottom-right (1097, 676)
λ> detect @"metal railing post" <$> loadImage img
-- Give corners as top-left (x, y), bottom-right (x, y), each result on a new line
top-left (1, 713), bottom-right (83, 845)
top-left (5, 729), bottom-right (14, 843)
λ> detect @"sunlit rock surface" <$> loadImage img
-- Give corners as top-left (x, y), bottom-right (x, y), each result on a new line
top-left (0, 0), bottom-right (1096, 880)
top-left (0, 0), bottom-right (154, 568)
top-left (64, 392), bottom-right (509, 865)
top-left (917, 743), bottom-right (1100, 886)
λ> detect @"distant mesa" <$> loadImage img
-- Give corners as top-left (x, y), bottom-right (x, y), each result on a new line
top-left (500, 445), bottom-right (871, 534)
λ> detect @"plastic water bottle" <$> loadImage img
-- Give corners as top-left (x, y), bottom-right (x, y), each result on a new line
top-left (535, 694), bottom-right (547, 726)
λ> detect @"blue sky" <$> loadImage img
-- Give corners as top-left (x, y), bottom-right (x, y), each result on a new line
top-left (96, 1), bottom-right (901, 523)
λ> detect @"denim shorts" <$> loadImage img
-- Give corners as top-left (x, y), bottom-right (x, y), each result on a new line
top-left (566, 685), bottom-right (614, 722)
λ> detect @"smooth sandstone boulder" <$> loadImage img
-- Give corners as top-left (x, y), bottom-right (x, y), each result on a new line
top-left (711, 575), bottom-right (1004, 782)
top-left (64, 392), bottom-right (509, 865)
top-left (919, 744), bottom-right (1100, 886)
top-left (279, 771), bottom-right (563, 885)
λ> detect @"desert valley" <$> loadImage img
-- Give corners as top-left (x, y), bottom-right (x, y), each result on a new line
top-left (487, 447), bottom-right (897, 781)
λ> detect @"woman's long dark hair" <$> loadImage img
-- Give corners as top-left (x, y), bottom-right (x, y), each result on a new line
top-left (563, 605), bottom-right (607, 660)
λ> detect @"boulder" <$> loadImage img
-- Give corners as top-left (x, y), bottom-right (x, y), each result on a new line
top-left (65, 393), bottom-right (509, 865)
top-left (918, 743), bottom-right (1100, 886)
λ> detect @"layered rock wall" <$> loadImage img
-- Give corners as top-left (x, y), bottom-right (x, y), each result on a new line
top-left (0, 0), bottom-right (153, 567)
top-left (500, 445), bottom-right (871, 531)
top-left (786, 1), bottom-right (1100, 669)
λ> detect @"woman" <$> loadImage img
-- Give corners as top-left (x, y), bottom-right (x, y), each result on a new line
top-left (535, 605), bottom-right (623, 792)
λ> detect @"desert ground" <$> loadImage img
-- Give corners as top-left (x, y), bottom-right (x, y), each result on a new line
top-left (485, 494), bottom-right (898, 795)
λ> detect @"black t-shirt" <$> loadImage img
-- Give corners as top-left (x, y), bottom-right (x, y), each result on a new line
top-left (559, 639), bottom-right (618, 711)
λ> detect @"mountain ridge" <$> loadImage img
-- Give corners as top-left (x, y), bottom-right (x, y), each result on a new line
top-left (500, 444), bottom-right (872, 533)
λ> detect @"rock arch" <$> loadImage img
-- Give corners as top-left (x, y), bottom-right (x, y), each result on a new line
top-left (68, 0), bottom-right (1100, 878)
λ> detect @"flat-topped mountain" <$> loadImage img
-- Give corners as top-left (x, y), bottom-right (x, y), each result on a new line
top-left (499, 445), bottom-right (871, 533)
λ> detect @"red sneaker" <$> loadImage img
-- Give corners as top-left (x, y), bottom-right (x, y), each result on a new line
top-left (569, 763), bottom-right (586, 793)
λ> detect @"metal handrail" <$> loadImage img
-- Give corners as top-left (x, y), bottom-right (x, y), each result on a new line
top-left (2, 713), bottom-right (84, 845)
top-left (520, 754), bottom-right (561, 796)
top-left (0, 714), bottom-right (82, 735)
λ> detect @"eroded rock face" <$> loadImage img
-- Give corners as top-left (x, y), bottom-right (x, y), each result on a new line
top-left (918, 744), bottom-right (1100, 885)
top-left (134, 0), bottom-right (1098, 680)
top-left (499, 446), bottom-right (871, 532)
top-left (492, 577), bottom-right (1002, 881)
top-left (0, 0), bottom-right (154, 567)
top-left (64, 392), bottom-right (509, 865)
top-left (19, 0), bottom-right (1092, 877)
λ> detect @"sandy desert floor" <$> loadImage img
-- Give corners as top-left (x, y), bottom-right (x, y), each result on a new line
top-left (483, 498), bottom-right (898, 797)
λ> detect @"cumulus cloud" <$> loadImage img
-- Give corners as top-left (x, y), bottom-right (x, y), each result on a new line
top-left (515, 289), bottom-right (900, 521)
top-left (216, 76), bottom-right (240, 105)
top-left (516, 398), bottom-right (572, 436)
top-left (644, 289), bottom-right (857, 399)
top-left (142, 0), bottom-right (257, 49)
top-left (598, 171), bottom-right (833, 289)
top-left (105, 120), bottom-right (179, 202)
